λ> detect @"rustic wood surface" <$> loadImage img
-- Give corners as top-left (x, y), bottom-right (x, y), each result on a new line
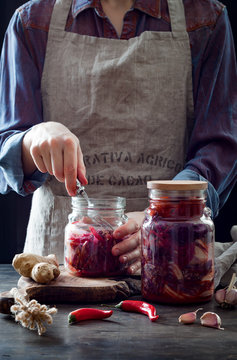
top-left (0, 266), bottom-right (141, 313)
top-left (0, 264), bottom-right (237, 360)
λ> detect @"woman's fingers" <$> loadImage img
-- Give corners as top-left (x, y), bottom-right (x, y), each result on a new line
top-left (30, 147), bottom-right (48, 173)
top-left (111, 214), bottom-right (144, 275)
top-left (50, 144), bottom-right (64, 182)
top-left (63, 137), bottom-right (78, 196)
top-left (64, 139), bottom-right (87, 196)
top-left (119, 244), bottom-right (141, 264)
top-left (112, 231), bottom-right (139, 256)
top-left (127, 259), bottom-right (141, 275)
top-left (23, 122), bottom-right (87, 196)
top-left (112, 231), bottom-right (141, 274)
top-left (118, 237), bottom-right (141, 275)
top-left (77, 145), bottom-right (87, 186)
top-left (113, 218), bottom-right (140, 239)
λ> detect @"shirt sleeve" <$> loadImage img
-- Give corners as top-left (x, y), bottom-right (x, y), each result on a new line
top-left (0, 131), bottom-right (48, 195)
top-left (176, 8), bottom-right (237, 218)
top-left (173, 169), bottom-right (219, 218)
top-left (0, 10), bottom-right (46, 195)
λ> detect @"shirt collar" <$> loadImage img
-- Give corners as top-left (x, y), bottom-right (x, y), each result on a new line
top-left (71, 0), bottom-right (160, 19)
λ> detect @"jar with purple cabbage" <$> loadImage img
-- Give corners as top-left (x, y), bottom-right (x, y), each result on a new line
top-left (64, 196), bottom-right (128, 277)
top-left (141, 180), bottom-right (215, 304)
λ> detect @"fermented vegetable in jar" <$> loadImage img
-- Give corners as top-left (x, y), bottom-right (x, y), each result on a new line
top-left (141, 180), bottom-right (215, 304)
top-left (64, 196), bottom-right (128, 277)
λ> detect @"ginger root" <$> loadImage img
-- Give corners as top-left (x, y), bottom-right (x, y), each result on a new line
top-left (12, 253), bottom-right (60, 284)
top-left (31, 262), bottom-right (60, 283)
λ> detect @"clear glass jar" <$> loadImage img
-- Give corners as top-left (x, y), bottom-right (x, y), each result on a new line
top-left (64, 196), bottom-right (128, 277)
top-left (141, 180), bottom-right (215, 304)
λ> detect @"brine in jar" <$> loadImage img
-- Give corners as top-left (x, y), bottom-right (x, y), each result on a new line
top-left (141, 180), bottom-right (215, 304)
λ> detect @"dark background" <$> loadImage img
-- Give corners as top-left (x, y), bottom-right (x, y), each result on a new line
top-left (0, 0), bottom-right (236, 263)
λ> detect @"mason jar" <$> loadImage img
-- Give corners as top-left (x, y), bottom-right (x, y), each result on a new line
top-left (64, 196), bottom-right (128, 277)
top-left (141, 180), bottom-right (215, 304)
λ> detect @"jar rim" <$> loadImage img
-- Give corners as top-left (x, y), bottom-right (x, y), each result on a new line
top-left (71, 196), bottom-right (126, 209)
top-left (147, 180), bottom-right (208, 191)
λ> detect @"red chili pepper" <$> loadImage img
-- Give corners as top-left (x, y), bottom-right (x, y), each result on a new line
top-left (68, 308), bottom-right (113, 324)
top-left (115, 300), bottom-right (159, 322)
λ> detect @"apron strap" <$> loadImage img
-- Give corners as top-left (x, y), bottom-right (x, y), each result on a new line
top-left (167, 0), bottom-right (188, 35)
top-left (49, 0), bottom-right (72, 32)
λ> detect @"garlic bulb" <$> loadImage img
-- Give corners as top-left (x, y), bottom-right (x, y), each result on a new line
top-left (214, 288), bottom-right (226, 305)
top-left (215, 273), bottom-right (237, 308)
top-left (225, 288), bottom-right (237, 304)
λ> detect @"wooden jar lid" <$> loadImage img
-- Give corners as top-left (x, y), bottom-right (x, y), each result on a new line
top-left (147, 180), bottom-right (208, 190)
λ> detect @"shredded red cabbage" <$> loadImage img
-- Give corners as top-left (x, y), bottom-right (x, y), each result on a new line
top-left (65, 225), bottom-right (126, 277)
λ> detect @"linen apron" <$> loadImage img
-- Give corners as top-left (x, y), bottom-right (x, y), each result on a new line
top-left (24, 0), bottom-right (194, 263)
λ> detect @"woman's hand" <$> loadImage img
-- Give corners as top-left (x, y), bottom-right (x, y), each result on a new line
top-left (22, 122), bottom-right (87, 196)
top-left (112, 211), bottom-right (145, 275)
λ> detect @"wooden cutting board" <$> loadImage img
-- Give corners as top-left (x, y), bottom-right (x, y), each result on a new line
top-left (0, 266), bottom-right (141, 314)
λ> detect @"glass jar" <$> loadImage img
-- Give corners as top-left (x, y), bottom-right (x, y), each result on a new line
top-left (141, 180), bottom-right (215, 304)
top-left (64, 196), bottom-right (128, 277)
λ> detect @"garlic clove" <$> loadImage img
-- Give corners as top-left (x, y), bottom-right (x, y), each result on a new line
top-left (215, 288), bottom-right (226, 305)
top-left (200, 312), bottom-right (224, 330)
top-left (178, 308), bottom-right (203, 324)
top-left (178, 312), bottom-right (196, 324)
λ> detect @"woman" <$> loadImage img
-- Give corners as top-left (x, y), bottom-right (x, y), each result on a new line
top-left (0, 0), bottom-right (236, 271)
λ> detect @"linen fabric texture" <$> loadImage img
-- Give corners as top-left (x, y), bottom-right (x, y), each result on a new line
top-left (24, 0), bottom-right (194, 262)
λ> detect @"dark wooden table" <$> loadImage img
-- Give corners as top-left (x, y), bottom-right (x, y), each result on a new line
top-left (0, 264), bottom-right (237, 360)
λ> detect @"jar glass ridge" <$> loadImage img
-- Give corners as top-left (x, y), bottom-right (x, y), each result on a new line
top-left (141, 181), bottom-right (215, 304)
top-left (64, 196), bottom-right (128, 277)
